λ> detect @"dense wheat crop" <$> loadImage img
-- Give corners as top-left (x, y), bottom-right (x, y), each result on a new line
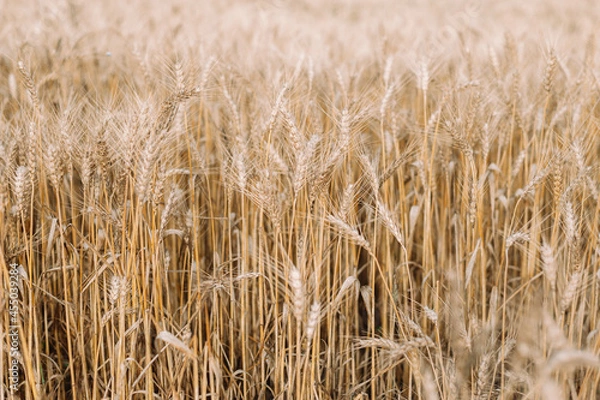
top-left (1, 0), bottom-right (600, 399)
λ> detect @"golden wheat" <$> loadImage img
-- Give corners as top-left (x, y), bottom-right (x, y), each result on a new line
top-left (1, 1), bottom-right (600, 399)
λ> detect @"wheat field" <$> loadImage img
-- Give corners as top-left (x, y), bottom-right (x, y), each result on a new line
top-left (1, 0), bottom-right (600, 399)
